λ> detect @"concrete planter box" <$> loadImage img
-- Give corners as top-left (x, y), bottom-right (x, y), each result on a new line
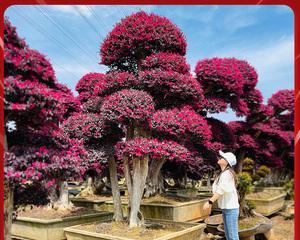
top-left (166, 188), bottom-right (198, 198)
top-left (12, 212), bottom-right (113, 240)
top-left (64, 220), bottom-right (205, 240)
top-left (71, 198), bottom-right (107, 211)
top-left (104, 198), bottom-right (210, 222)
top-left (142, 198), bottom-right (210, 222)
top-left (246, 193), bottom-right (286, 216)
top-left (252, 186), bottom-right (286, 194)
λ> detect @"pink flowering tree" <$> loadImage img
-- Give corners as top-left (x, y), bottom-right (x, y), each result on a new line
top-left (194, 57), bottom-right (269, 171)
top-left (76, 72), bottom-right (105, 113)
top-left (195, 56), bottom-right (294, 219)
top-left (61, 108), bottom-right (125, 220)
top-left (229, 89), bottom-right (294, 173)
top-left (195, 57), bottom-right (262, 116)
top-left (4, 18), bottom-right (82, 239)
top-left (97, 11), bottom-right (233, 228)
top-left (100, 12), bottom-right (186, 73)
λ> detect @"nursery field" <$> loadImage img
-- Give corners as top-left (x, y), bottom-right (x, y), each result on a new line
top-left (4, 5), bottom-right (294, 240)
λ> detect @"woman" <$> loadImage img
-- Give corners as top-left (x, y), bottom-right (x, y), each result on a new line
top-left (203, 150), bottom-right (239, 240)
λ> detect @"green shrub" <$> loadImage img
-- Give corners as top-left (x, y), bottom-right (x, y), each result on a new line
top-left (257, 165), bottom-right (271, 178)
top-left (284, 178), bottom-right (294, 200)
top-left (237, 172), bottom-right (253, 196)
top-left (252, 173), bottom-right (261, 182)
top-left (246, 200), bottom-right (256, 211)
top-left (242, 158), bottom-right (254, 171)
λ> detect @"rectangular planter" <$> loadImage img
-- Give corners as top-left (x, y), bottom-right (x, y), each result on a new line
top-left (252, 187), bottom-right (286, 194)
top-left (71, 198), bottom-right (108, 212)
top-left (166, 188), bottom-right (198, 198)
top-left (105, 198), bottom-right (210, 222)
top-left (64, 220), bottom-right (205, 240)
top-left (12, 212), bottom-right (113, 240)
top-left (246, 193), bottom-right (286, 216)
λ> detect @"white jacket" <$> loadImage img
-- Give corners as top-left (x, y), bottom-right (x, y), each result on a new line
top-left (212, 170), bottom-right (239, 209)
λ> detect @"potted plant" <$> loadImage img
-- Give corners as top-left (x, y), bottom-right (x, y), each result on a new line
top-left (64, 11), bottom-right (207, 240)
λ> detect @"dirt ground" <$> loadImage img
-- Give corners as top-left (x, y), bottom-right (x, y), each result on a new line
top-left (16, 206), bottom-right (99, 220)
top-left (76, 220), bottom-right (188, 240)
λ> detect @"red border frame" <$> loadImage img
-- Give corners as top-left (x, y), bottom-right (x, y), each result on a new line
top-left (0, 1), bottom-right (298, 240)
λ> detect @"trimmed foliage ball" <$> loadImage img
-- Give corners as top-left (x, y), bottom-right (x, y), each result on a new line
top-left (101, 89), bottom-right (155, 125)
top-left (150, 106), bottom-right (212, 145)
top-left (141, 52), bottom-right (190, 74)
top-left (268, 89), bottom-right (294, 114)
top-left (100, 11), bottom-right (187, 67)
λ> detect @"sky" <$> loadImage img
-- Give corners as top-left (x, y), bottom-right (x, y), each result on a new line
top-left (5, 5), bottom-right (294, 122)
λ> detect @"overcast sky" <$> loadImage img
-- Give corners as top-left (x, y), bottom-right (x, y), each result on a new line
top-left (5, 5), bottom-right (294, 122)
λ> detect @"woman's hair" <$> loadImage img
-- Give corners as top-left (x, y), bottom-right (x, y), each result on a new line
top-left (215, 164), bottom-right (237, 186)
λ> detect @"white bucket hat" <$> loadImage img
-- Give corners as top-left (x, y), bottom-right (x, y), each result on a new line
top-left (219, 150), bottom-right (237, 167)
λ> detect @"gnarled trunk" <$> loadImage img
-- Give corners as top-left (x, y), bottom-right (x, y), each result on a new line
top-left (124, 122), bottom-right (150, 227)
top-left (235, 151), bottom-right (245, 173)
top-left (128, 156), bottom-right (149, 228)
top-left (238, 192), bottom-right (254, 219)
top-left (93, 176), bottom-right (107, 195)
top-left (124, 156), bottom-right (132, 217)
top-left (4, 130), bottom-right (13, 240)
top-left (47, 183), bottom-right (58, 207)
top-left (51, 181), bottom-right (73, 210)
top-left (108, 155), bottom-right (123, 221)
top-left (144, 158), bottom-right (166, 198)
top-left (4, 180), bottom-right (13, 240)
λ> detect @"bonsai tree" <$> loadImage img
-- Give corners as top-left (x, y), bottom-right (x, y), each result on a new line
top-left (236, 172), bottom-right (254, 218)
top-left (97, 11), bottom-right (237, 227)
top-left (61, 110), bottom-right (125, 220)
top-left (194, 57), bottom-right (294, 174)
top-left (4, 18), bottom-right (82, 239)
top-left (194, 56), bottom-right (294, 219)
top-left (228, 89), bottom-right (294, 173)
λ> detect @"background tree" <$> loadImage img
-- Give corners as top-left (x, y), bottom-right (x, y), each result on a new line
top-left (61, 109), bottom-right (125, 221)
top-left (194, 57), bottom-right (271, 171)
top-left (194, 57), bottom-right (294, 218)
top-left (4, 18), bottom-right (82, 239)
top-left (228, 89), bottom-right (294, 173)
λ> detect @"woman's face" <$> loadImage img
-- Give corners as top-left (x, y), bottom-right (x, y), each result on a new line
top-left (217, 156), bottom-right (228, 167)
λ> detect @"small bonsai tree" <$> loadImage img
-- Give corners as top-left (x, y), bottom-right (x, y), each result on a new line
top-left (237, 172), bottom-right (255, 218)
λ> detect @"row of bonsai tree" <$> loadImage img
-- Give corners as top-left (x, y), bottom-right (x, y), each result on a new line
top-left (4, 11), bottom-right (294, 239)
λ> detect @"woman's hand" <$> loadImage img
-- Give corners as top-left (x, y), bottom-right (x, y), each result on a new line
top-left (203, 202), bottom-right (212, 212)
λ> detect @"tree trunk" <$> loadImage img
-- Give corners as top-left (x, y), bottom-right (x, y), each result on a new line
top-left (144, 158), bottom-right (166, 198)
top-left (183, 172), bottom-right (188, 188)
top-left (76, 177), bottom-right (98, 198)
top-left (47, 183), bottom-right (58, 208)
top-left (239, 194), bottom-right (253, 218)
top-left (124, 156), bottom-right (132, 217)
top-left (86, 176), bottom-right (96, 194)
top-left (4, 180), bottom-right (13, 240)
top-left (108, 156), bottom-right (123, 221)
top-left (207, 173), bottom-right (212, 188)
top-left (235, 151), bottom-right (245, 173)
top-left (54, 181), bottom-right (72, 210)
top-left (4, 130), bottom-right (13, 240)
top-left (129, 156), bottom-right (149, 228)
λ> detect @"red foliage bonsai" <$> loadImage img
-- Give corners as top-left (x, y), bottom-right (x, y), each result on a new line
top-left (4, 18), bottom-right (83, 239)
